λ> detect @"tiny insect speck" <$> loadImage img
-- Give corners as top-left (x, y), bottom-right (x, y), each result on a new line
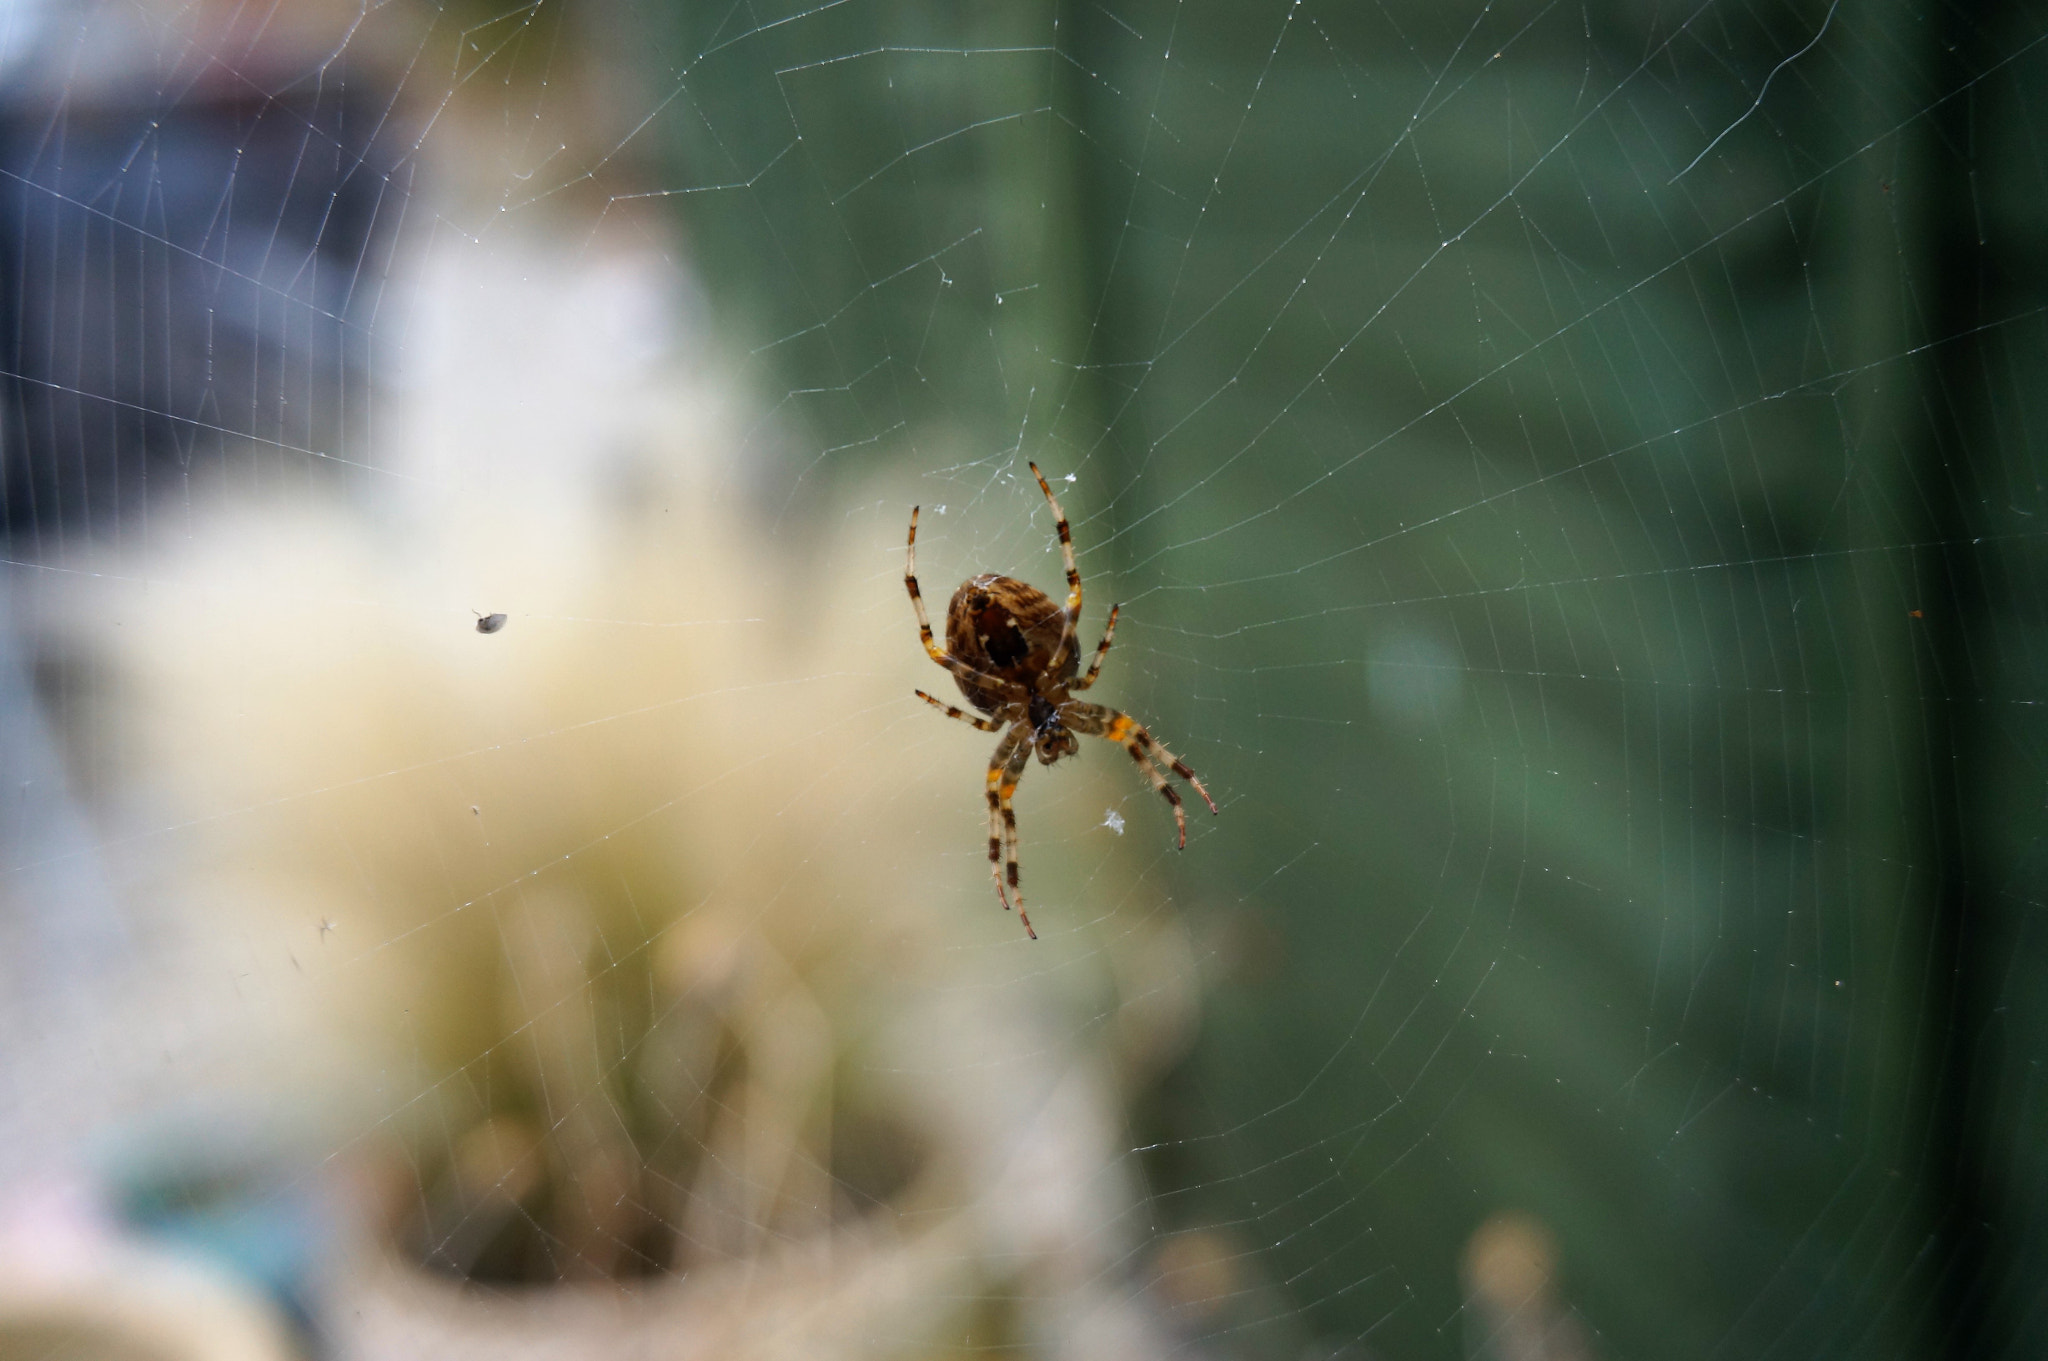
top-left (476, 613), bottom-right (508, 633)
top-left (1103, 809), bottom-right (1126, 834)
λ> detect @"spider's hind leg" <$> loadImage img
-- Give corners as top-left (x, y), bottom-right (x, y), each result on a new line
top-left (906, 506), bottom-right (1027, 701)
top-left (1028, 461), bottom-right (1083, 671)
top-left (916, 689), bottom-right (1003, 732)
top-left (1072, 603), bottom-right (1120, 692)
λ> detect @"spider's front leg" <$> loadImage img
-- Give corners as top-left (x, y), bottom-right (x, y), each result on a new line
top-left (1064, 701), bottom-right (1217, 848)
top-left (985, 728), bottom-right (1035, 939)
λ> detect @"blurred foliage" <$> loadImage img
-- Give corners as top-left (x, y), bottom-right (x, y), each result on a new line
top-left (637, 0), bottom-right (2046, 1356)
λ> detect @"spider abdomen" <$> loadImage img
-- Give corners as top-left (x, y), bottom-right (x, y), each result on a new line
top-left (944, 573), bottom-right (1074, 712)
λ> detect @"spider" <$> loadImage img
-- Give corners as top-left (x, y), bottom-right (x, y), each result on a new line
top-left (906, 462), bottom-right (1217, 939)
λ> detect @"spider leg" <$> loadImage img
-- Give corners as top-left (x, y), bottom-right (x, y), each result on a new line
top-left (906, 506), bottom-right (1028, 699)
top-left (1070, 602), bottom-right (1120, 692)
top-left (985, 729), bottom-right (1036, 939)
top-left (915, 689), bottom-right (1004, 732)
top-left (1064, 701), bottom-right (1217, 848)
top-left (1028, 462), bottom-right (1083, 673)
top-left (1130, 742), bottom-right (1188, 848)
top-left (985, 727), bottom-right (1021, 910)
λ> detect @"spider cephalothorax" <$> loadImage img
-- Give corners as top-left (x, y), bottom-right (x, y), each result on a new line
top-left (905, 463), bottom-right (1218, 939)
top-left (1025, 694), bottom-right (1078, 765)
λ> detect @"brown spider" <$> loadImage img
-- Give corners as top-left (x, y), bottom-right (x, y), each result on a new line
top-left (906, 462), bottom-right (1218, 939)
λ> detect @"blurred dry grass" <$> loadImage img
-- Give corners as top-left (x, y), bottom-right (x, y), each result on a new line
top-left (6, 221), bottom-right (1209, 1358)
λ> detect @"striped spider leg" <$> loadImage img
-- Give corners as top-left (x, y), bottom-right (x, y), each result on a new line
top-left (905, 505), bottom-right (1032, 705)
top-left (914, 691), bottom-right (1036, 939)
top-left (1026, 461), bottom-right (1085, 674)
top-left (1061, 701), bottom-right (1218, 848)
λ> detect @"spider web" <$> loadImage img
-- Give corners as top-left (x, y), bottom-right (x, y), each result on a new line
top-left (1, 0), bottom-right (2044, 1358)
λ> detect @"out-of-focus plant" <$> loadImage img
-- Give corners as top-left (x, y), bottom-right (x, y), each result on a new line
top-left (45, 221), bottom-right (1210, 1358)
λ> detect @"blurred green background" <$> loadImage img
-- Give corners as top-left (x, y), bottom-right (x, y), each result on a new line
top-left (642, 1), bottom-right (2048, 1356)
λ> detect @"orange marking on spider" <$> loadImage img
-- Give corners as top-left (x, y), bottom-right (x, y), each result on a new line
top-left (905, 463), bottom-right (1218, 938)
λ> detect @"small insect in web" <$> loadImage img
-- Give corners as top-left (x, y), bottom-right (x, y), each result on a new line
top-left (475, 612), bottom-right (508, 634)
top-left (905, 462), bottom-right (1218, 939)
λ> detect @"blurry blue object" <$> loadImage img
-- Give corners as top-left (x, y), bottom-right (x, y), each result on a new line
top-left (0, 78), bottom-right (406, 554)
top-left (102, 1124), bottom-right (336, 1341)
